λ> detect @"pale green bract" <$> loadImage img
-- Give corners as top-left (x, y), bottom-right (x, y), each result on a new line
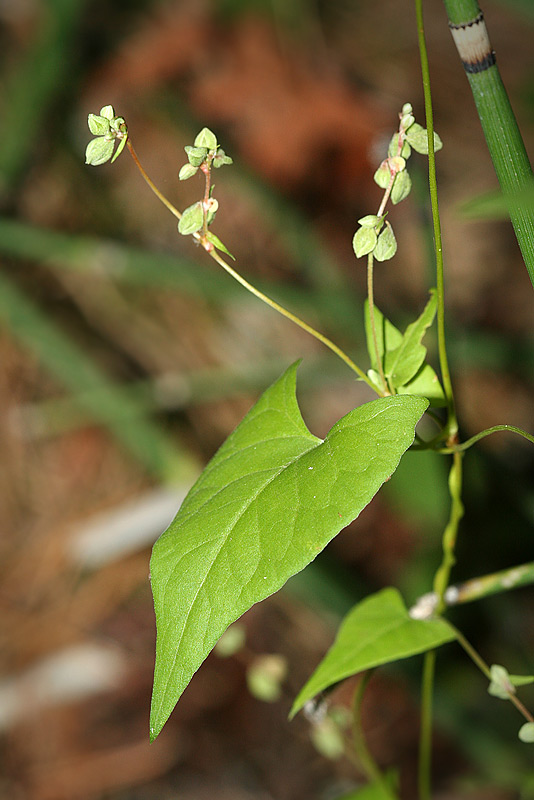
top-left (149, 363), bottom-right (428, 740)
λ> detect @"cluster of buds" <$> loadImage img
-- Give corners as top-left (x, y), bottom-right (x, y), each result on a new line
top-left (353, 103), bottom-right (443, 263)
top-left (85, 105), bottom-right (128, 166)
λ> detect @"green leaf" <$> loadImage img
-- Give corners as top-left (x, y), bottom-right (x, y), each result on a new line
top-left (178, 163), bottom-right (199, 181)
top-left (110, 134), bottom-right (127, 163)
top-left (364, 302), bottom-right (403, 373)
top-left (213, 148), bottom-right (233, 168)
top-left (374, 163), bottom-right (390, 189)
top-left (178, 201), bottom-right (204, 235)
top-left (335, 773), bottom-right (399, 800)
top-left (358, 214), bottom-right (383, 229)
top-left (194, 127), bottom-right (218, 149)
top-left (87, 113), bottom-right (110, 136)
top-left (206, 231), bottom-right (235, 260)
top-left (405, 123), bottom-right (443, 155)
top-left (291, 588), bottom-right (456, 716)
top-left (385, 290), bottom-right (437, 387)
top-left (85, 137), bottom-right (114, 166)
top-left (390, 169), bottom-right (412, 205)
top-left (397, 363), bottom-right (446, 407)
top-left (488, 664), bottom-right (515, 699)
top-left (185, 145), bottom-right (208, 167)
top-left (150, 364), bottom-right (428, 739)
top-left (352, 226), bottom-right (377, 258)
top-left (519, 723), bottom-right (534, 743)
top-left (374, 224), bottom-right (397, 262)
top-left (510, 674), bottom-right (534, 688)
top-left (99, 104), bottom-right (115, 120)
top-left (388, 133), bottom-right (411, 160)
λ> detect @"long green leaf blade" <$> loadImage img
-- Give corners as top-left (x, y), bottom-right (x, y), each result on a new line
top-left (150, 364), bottom-right (428, 739)
top-left (386, 291), bottom-right (437, 387)
top-left (291, 587), bottom-right (456, 717)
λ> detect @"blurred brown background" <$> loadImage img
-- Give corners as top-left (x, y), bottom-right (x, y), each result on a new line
top-left (0, 0), bottom-right (533, 798)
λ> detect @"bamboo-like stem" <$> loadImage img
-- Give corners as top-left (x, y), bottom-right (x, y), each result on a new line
top-left (127, 140), bottom-right (377, 390)
top-left (441, 0), bottom-right (534, 287)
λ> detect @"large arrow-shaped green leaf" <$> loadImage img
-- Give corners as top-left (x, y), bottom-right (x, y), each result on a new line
top-left (150, 363), bottom-right (428, 739)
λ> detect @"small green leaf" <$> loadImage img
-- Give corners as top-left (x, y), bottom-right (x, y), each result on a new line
top-left (400, 113), bottom-right (415, 130)
top-left (336, 773), bottom-right (399, 800)
top-left (88, 113), bottom-right (110, 136)
top-left (194, 127), bottom-right (218, 149)
top-left (388, 133), bottom-right (411, 159)
top-left (373, 224), bottom-right (397, 262)
top-left (374, 163), bottom-right (390, 189)
top-left (385, 290), bottom-right (437, 387)
top-left (179, 163), bottom-right (199, 181)
top-left (178, 201), bottom-right (204, 235)
top-left (405, 123), bottom-right (443, 155)
top-left (397, 363), bottom-right (446, 407)
top-left (390, 169), bottom-right (412, 205)
top-left (489, 664), bottom-right (515, 699)
top-left (213, 148), bottom-right (233, 168)
top-left (85, 137), bottom-right (114, 166)
top-left (364, 301), bottom-right (403, 372)
top-left (99, 104), bottom-right (115, 120)
top-left (111, 135), bottom-right (127, 163)
top-left (358, 214), bottom-right (383, 229)
top-left (291, 588), bottom-right (456, 716)
top-left (519, 723), bottom-right (534, 743)
top-left (206, 231), bottom-right (235, 260)
top-left (185, 145), bottom-right (208, 167)
top-left (510, 674), bottom-right (534, 688)
top-left (150, 363), bottom-right (428, 739)
top-left (353, 226), bottom-right (377, 258)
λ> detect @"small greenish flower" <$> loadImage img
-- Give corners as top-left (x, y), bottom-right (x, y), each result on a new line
top-left (85, 105), bottom-right (128, 166)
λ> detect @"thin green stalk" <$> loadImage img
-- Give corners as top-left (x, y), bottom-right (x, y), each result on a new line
top-left (127, 141), bottom-right (376, 390)
top-left (438, 423), bottom-right (534, 453)
top-left (367, 253), bottom-right (388, 393)
top-left (441, 0), bottom-right (534, 286)
top-left (415, 5), bottom-right (464, 792)
top-left (418, 650), bottom-right (436, 800)
top-left (415, 0), bottom-right (457, 440)
top-left (450, 625), bottom-right (534, 724)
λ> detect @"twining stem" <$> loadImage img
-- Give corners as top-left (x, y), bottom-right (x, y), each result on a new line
top-left (415, 2), bottom-right (464, 794)
top-left (418, 651), bottom-right (436, 800)
top-left (367, 253), bottom-right (388, 393)
top-left (437, 423), bottom-right (534, 453)
top-left (126, 139), bottom-right (376, 391)
top-left (415, 0), bottom-right (457, 442)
